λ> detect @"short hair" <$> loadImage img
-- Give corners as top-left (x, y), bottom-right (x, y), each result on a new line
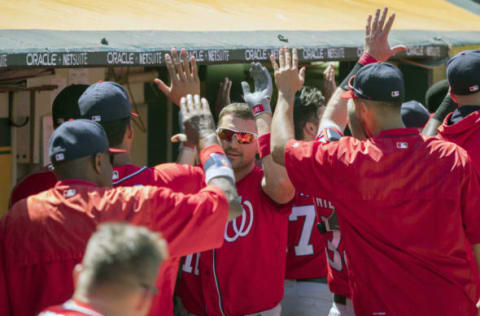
top-left (81, 223), bottom-right (167, 291)
top-left (294, 86), bottom-right (326, 139)
top-left (99, 118), bottom-right (130, 148)
top-left (218, 103), bottom-right (254, 123)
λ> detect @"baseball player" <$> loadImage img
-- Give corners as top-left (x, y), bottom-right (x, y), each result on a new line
top-left (269, 34), bottom-right (480, 316)
top-left (38, 223), bottom-right (169, 316)
top-left (0, 94), bottom-right (242, 316)
top-left (177, 63), bottom-right (294, 316)
top-left (281, 86), bottom-right (331, 316)
top-left (77, 49), bottom-right (211, 316)
top-left (9, 84), bottom-right (88, 207)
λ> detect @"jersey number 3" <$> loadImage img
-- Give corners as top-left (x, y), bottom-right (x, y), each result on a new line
top-left (289, 205), bottom-right (316, 256)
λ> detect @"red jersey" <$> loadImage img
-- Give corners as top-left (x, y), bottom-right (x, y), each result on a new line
top-left (284, 128), bottom-right (480, 316)
top-left (314, 197), bottom-right (350, 297)
top-left (285, 192), bottom-right (327, 280)
top-left (39, 299), bottom-right (103, 316)
top-left (9, 168), bottom-right (57, 207)
top-left (178, 166), bottom-right (290, 316)
top-left (0, 179), bottom-right (228, 316)
top-left (112, 163), bottom-right (205, 316)
top-left (437, 110), bottom-right (480, 173)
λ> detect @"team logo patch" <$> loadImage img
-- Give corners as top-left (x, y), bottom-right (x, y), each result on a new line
top-left (224, 197), bottom-right (254, 242)
top-left (63, 189), bottom-right (76, 198)
top-left (396, 142), bottom-right (408, 149)
top-left (91, 115), bottom-right (102, 122)
top-left (55, 153), bottom-right (65, 161)
top-left (252, 104), bottom-right (265, 115)
top-left (469, 85), bottom-right (479, 92)
top-left (112, 170), bottom-right (119, 180)
top-left (391, 91), bottom-right (400, 97)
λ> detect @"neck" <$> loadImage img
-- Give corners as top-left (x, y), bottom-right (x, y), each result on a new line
top-left (233, 162), bottom-right (255, 182)
top-left (73, 289), bottom-right (126, 316)
top-left (369, 114), bottom-right (405, 138)
top-left (112, 153), bottom-right (131, 167)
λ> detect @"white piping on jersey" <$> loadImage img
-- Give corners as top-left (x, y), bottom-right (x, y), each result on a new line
top-left (212, 249), bottom-right (227, 316)
top-left (112, 166), bottom-right (148, 186)
top-left (61, 300), bottom-right (103, 316)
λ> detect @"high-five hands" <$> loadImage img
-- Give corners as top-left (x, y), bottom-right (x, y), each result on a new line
top-left (270, 48), bottom-right (306, 99)
top-left (155, 48), bottom-right (200, 106)
top-left (364, 7), bottom-right (407, 62)
top-left (241, 63), bottom-right (273, 116)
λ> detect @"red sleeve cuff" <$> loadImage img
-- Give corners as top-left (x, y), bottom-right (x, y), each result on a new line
top-left (358, 53), bottom-right (377, 66)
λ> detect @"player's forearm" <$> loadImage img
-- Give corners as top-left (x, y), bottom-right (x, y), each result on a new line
top-left (421, 118), bottom-right (443, 136)
top-left (209, 177), bottom-right (242, 220)
top-left (176, 146), bottom-right (197, 165)
top-left (271, 92), bottom-right (295, 166)
top-left (320, 87), bottom-right (349, 132)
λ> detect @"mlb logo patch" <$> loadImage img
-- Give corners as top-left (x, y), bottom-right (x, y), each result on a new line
top-left (63, 189), bottom-right (76, 198)
top-left (55, 153), bottom-right (65, 161)
top-left (92, 115), bottom-right (102, 122)
top-left (391, 91), bottom-right (400, 97)
top-left (112, 170), bottom-right (119, 180)
top-left (396, 142), bottom-right (408, 149)
top-left (469, 85), bottom-right (479, 92)
top-left (252, 104), bottom-right (265, 115)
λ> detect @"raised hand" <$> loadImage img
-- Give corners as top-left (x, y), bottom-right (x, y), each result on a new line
top-left (180, 94), bottom-right (216, 147)
top-left (214, 77), bottom-right (232, 115)
top-left (154, 48), bottom-right (200, 106)
top-left (270, 48), bottom-right (305, 98)
top-left (322, 63), bottom-right (337, 102)
top-left (364, 7), bottom-right (407, 62)
top-left (241, 62), bottom-right (273, 116)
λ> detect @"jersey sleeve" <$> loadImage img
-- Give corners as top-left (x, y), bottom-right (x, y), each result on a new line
top-left (461, 163), bottom-right (480, 244)
top-left (284, 138), bottom-right (340, 198)
top-left (128, 185), bottom-right (229, 258)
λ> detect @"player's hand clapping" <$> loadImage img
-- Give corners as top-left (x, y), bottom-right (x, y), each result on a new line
top-left (155, 48), bottom-right (200, 106)
top-left (180, 94), bottom-right (216, 148)
top-left (270, 48), bottom-right (305, 100)
top-left (364, 7), bottom-right (407, 62)
top-left (241, 62), bottom-right (273, 116)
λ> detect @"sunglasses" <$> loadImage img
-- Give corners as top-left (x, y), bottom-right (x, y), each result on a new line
top-left (216, 128), bottom-right (257, 144)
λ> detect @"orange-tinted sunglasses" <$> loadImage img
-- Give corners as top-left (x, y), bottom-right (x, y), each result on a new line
top-left (216, 128), bottom-right (257, 144)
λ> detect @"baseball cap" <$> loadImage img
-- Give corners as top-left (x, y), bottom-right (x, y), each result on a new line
top-left (52, 84), bottom-right (89, 128)
top-left (401, 100), bottom-right (430, 128)
top-left (49, 119), bottom-right (126, 164)
top-left (78, 81), bottom-right (138, 123)
top-left (341, 62), bottom-right (405, 103)
top-left (425, 79), bottom-right (449, 112)
top-left (447, 50), bottom-right (480, 95)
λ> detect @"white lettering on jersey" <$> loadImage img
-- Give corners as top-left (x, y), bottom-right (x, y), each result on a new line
top-left (289, 204), bottom-right (316, 256)
top-left (182, 253), bottom-right (201, 275)
top-left (224, 198), bottom-right (254, 242)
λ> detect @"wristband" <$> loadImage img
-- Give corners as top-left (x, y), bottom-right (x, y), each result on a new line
top-left (200, 144), bottom-right (225, 166)
top-left (257, 133), bottom-right (271, 158)
top-left (340, 53), bottom-right (377, 90)
top-left (251, 102), bottom-right (272, 117)
top-left (179, 143), bottom-right (196, 152)
top-left (203, 153), bottom-right (235, 183)
top-left (432, 94), bottom-right (457, 122)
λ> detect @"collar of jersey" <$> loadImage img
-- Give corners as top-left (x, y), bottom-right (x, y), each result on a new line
top-left (376, 128), bottom-right (419, 138)
top-left (55, 179), bottom-right (99, 187)
top-left (439, 109), bottom-right (480, 135)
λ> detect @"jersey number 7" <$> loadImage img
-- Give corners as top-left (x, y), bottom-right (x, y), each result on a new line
top-left (289, 205), bottom-right (316, 256)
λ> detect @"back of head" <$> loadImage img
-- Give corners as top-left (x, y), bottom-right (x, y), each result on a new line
top-left (79, 82), bottom-right (136, 147)
top-left (294, 86), bottom-right (325, 139)
top-left (424, 79), bottom-right (449, 113)
top-left (218, 102), bottom-right (254, 123)
top-left (52, 84), bottom-right (89, 129)
top-left (78, 223), bottom-right (168, 296)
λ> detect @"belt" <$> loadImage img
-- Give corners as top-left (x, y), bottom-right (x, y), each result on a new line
top-left (296, 277), bottom-right (327, 284)
top-left (333, 293), bottom-right (347, 305)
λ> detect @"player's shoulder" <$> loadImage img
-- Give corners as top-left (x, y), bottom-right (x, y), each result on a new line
top-left (425, 135), bottom-right (472, 168)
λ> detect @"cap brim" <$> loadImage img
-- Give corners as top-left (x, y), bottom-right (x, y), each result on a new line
top-left (340, 90), bottom-right (355, 99)
top-left (130, 112), bottom-right (139, 118)
top-left (108, 148), bottom-right (127, 153)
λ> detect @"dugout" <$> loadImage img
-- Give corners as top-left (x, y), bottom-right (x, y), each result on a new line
top-left (0, 0), bottom-right (479, 214)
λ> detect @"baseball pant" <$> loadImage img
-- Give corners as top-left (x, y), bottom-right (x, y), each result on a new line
top-left (328, 298), bottom-right (355, 316)
top-left (246, 303), bottom-right (282, 316)
top-left (281, 279), bottom-right (332, 316)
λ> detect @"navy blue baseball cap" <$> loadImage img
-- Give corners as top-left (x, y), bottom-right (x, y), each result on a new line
top-left (447, 50), bottom-right (480, 95)
top-left (401, 100), bottom-right (430, 128)
top-left (341, 62), bottom-right (405, 103)
top-left (52, 84), bottom-right (89, 128)
top-left (79, 81), bottom-right (138, 123)
top-left (49, 119), bottom-right (125, 164)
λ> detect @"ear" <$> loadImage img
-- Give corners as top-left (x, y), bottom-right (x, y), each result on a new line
top-left (449, 88), bottom-right (459, 103)
top-left (125, 121), bottom-right (134, 141)
top-left (73, 264), bottom-right (83, 287)
top-left (133, 289), bottom-right (152, 312)
top-left (303, 122), bottom-right (317, 139)
top-left (93, 153), bottom-right (103, 174)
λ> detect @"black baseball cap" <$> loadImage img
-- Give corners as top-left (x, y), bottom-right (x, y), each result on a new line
top-left (52, 84), bottom-right (89, 128)
top-left (401, 100), bottom-right (430, 128)
top-left (49, 119), bottom-right (126, 164)
top-left (78, 81), bottom-right (138, 123)
top-left (447, 50), bottom-right (480, 95)
top-left (341, 62), bottom-right (405, 103)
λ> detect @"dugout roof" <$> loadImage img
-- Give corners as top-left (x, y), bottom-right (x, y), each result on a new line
top-left (0, 0), bottom-right (479, 68)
